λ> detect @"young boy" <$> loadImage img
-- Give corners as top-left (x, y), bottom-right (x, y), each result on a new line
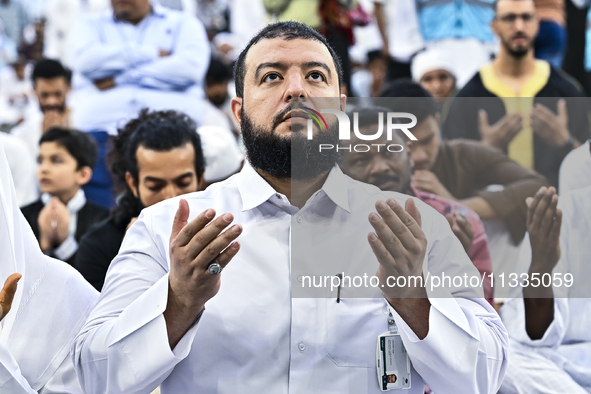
top-left (20, 127), bottom-right (108, 266)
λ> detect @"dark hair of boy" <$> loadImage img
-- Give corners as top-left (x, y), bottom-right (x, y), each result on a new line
top-left (39, 127), bottom-right (98, 170)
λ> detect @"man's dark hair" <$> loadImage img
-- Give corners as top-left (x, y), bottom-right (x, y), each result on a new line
top-left (108, 109), bottom-right (205, 227)
top-left (207, 56), bottom-right (233, 85)
top-left (32, 58), bottom-right (71, 84)
top-left (39, 127), bottom-right (98, 170)
top-left (379, 79), bottom-right (438, 125)
top-left (234, 21), bottom-right (344, 98)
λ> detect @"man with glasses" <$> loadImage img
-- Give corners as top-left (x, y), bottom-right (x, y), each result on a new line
top-left (442, 0), bottom-right (589, 187)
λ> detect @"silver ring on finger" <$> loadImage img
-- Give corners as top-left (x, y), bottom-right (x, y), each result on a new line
top-left (208, 261), bottom-right (223, 275)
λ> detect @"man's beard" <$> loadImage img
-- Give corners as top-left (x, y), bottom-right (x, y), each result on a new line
top-left (40, 103), bottom-right (66, 113)
top-left (503, 34), bottom-right (532, 59)
top-left (241, 105), bottom-right (341, 181)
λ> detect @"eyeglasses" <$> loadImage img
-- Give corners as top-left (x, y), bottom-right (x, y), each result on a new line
top-left (496, 12), bottom-right (536, 24)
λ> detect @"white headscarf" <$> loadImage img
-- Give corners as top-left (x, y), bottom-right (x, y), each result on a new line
top-left (411, 48), bottom-right (456, 82)
top-left (0, 143), bottom-right (98, 390)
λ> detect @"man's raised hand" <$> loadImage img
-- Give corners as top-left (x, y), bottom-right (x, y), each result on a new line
top-left (478, 109), bottom-right (523, 150)
top-left (368, 198), bottom-right (427, 299)
top-left (0, 273), bottom-right (21, 322)
top-left (164, 199), bottom-right (242, 348)
top-left (368, 198), bottom-right (431, 339)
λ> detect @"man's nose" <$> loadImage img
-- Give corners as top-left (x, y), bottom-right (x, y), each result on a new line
top-left (410, 146), bottom-right (428, 164)
top-left (284, 72), bottom-right (307, 101)
top-left (161, 185), bottom-right (178, 201)
top-left (370, 157), bottom-right (392, 175)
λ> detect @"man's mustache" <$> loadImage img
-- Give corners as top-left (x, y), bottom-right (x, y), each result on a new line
top-left (41, 105), bottom-right (66, 113)
top-left (271, 102), bottom-right (309, 130)
top-left (511, 32), bottom-right (529, 40)
top-left (370, 174), bottom-right (400, 187)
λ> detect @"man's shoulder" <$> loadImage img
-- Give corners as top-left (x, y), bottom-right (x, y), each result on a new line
top-left (80, 201), bottom-right (110, 219)
top-left (454, 71), bottom-right (492, 98)
top-left (20, 199), bottom-right (43, 215)
top-left (546, 67), bottom-right (585, 97)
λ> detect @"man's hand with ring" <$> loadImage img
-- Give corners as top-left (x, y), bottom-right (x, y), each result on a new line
top-left (164, 199), bottom-right (242, 348)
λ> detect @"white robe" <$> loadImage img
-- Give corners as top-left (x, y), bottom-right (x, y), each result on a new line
top-left (500, 186), bottom-right (591, 393)
top-left (0, 141), bottom-right (99, 392)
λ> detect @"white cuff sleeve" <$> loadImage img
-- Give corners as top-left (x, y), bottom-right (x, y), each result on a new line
top-left (54, 235), bottom-right (78, 261)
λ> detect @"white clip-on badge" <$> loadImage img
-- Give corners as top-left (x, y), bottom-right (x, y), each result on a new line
top-left (376, 311), bottom-right (411, 390)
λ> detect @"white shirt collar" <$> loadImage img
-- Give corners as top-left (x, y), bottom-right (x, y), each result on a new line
top-left (41, 188), bottom-right (86, 214)
top-left (236, 161), bottom-right (350, 213)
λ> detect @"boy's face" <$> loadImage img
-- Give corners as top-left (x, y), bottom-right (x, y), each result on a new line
top-left (37, 142), bottom-right (88, 199)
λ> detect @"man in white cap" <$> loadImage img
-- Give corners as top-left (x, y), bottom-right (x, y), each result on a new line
top-left (0, 141), bottom-right (98, 392)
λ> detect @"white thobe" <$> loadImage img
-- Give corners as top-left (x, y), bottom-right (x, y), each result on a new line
top-left (0, 142), bottom-right (99, 393)
top-left (559, 140), bottom-right (591, 195)
top-left (67, 4), bottom-right (210, 135)
top-left (500, 186), bottom-right (591, 393)
top-left (74, 162), bottom-right (508, 393)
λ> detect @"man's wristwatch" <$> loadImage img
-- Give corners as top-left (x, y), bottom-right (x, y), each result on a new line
top-left (561, 135), bottom-right (575, 151)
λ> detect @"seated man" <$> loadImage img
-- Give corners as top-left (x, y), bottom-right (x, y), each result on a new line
top-left (67, 0), bottom-right (210, 136)
top-left (0, 140), bottom-right (98, 393)
top-left (20, 128), bottom-right (108, 266)
top-left (380, 80), bottom-right (550, 247)
top-left (339, 106), bottom-right (493, 303)
top-left (76, 109), bottom-right (206, 291)
top-left (73, 22), bottom-right (507, 393)
top-left (500, 186), bottom-right (591, 393)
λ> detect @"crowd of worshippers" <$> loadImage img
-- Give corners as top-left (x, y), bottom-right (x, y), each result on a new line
top-left (0, 0), bottom-right (590, 392)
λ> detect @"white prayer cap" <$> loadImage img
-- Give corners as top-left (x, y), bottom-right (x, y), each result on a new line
top-left (197, 125), bottom-right (244, 183)
top-left (411, 49), bottom-right (456, 82)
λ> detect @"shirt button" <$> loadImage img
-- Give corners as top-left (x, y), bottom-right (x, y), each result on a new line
top-left (298, 342), bottom-right (306, 351)
top-left (297, 275), bottom-right (304, 283)
top-left (297, 216), bottom-right (303, 223)
top-left (276, 194), bottom-right (281, 200)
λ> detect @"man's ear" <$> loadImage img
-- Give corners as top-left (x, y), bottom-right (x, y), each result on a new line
top-left (125, 172), bottom-right (139, 198)
top-left (231, 97), bottom-right (243, 126)
top-left (76, 166), bottom-right (93, 186)
top-left (340, 93), bottom-right (347, 113)
top-left (490, 20), bottom-right (498, 36)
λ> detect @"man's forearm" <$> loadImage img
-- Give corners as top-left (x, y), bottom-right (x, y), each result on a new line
top-left (386, 297), bottom-right (431, 339)
top-left (460, 197), bottom-right (499, 220)
top-left (163, 284), bottom-right (204, 349)
top-left (523, 266), bottom-right (554, 340)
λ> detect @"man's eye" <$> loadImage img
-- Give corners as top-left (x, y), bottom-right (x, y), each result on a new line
top-left (147, 186), bottom-right (164, 192)
top-left (308, 72), bottom-right (325, 82)
top-left (263, 73), bottom-right (280, 83)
